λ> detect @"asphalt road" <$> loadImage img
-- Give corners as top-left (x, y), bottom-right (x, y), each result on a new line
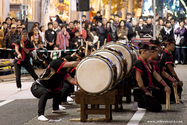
top-left (0, 65), bottom-right (186, 125)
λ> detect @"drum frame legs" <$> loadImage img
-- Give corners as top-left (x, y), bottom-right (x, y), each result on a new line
top-left (75, 90), bottom-right (117, 122)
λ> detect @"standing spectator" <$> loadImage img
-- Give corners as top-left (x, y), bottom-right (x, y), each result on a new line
top-left (4, 24), bottom-right (20, 58)
top-left (143, 17), bottom-right (153, 36)
top-left (29, 23), bottom-right (40, 40)
top-left (72, 30), bottom-right (81, 48)
top-left (160, 20), bottom-right (174, 39)
top-left (94, 11), bottom-right (103, 23)
top-left (0, 26), bottom-right (4, 58)
top-left (2, 22), bottom-right (8, 36)
top-left (108, 15), bottom-right (119, 41)
top-left (106, 21), bottom-right (111, 42)
top-left (125, 13), bottom-right (132, 28)
top-left (17, 20), bottom-right (22, 26)
top-left (56, 15), bottom-right (63, 24)
top-left (117, 20), bottom-right (128, 41)
top-left (56, 24), bottom-right (70, 50)
top-left (98, 18), bottom-right (107, 46)
top-left (31, 28), bottom-right (42, 49)
top-left (22, 23), bottom-right (26, 30)
top-left (5, 17), bottom-right (12, 29)
top-left (82, 15), bottom-right (88, 22)
top-left (128, 19), bottom-right (138, 40)
top-left (67, 22), bottom-right (75, 49)
top-left (45, 22), bottom-right (56, 50)
top-left (17, 26), bottom-right (22, 36)
top-left (175, 20), bottom-right (186, 64)
top-left (136, 18), bottom-right (145, 38)
top-left (72, 22), bottom-right (87, 41)
top-left (53, 21), bottom-right (61, 35)
top-left (39, 26), bottom-right (45, 46)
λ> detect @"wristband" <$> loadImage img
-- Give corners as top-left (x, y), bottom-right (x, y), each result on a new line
top-left (167, 76), bottom-right (175, 82)
top-left (173, 75), bottom-right (179, 82)
top-left (140, 86), bottom-right (149, 93)
top-left (159, 79), bottom-right (167, 87)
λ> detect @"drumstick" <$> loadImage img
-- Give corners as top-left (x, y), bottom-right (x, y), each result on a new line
top-left (85, 41), bottom-right (88, 56)
top-left (97, 41), bottom-right (100, 50)
top-left (173, 87), bottom-right (179, 104)
top-left (166, 92), bottom-right (170, 110)
top-left (104, 38), bottom-right (107, 45)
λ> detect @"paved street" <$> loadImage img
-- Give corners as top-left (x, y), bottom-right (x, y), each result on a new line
top-left (0, 65), bottom-right (187, 125)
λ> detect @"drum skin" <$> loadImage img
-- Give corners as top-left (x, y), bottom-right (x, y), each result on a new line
top-left (93, 47), bottom-right (127, 83)
top-left (76, 55), bottom-right (117, 95)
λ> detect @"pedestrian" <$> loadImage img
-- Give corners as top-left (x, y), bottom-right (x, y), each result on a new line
top-left (56, 24), bottom-right (70, 50)
top-left (12, 30), bottom-right (38, 91)
top-left (4, 24), bottom-right (20, 58)
top-left (175, 19), bottom-right (186, 65)
top-left (160, 20), bottom-right (174, 39)
top-left (117, 20), bottom-right (128, 41)
top-left (93, 11), bottom-right (103, 23)
top-left (31, 55), bottom-right (78, 121)
top-left (45, 22), bottom-right (56, 50)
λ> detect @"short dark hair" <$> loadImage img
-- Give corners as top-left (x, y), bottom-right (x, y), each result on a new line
top-left (179, 19), bottom-right (184, 24)
top-left (5, 17), bottom-right (11, 21)
top-left (166, 20), bottom-right (171, 24)
top-left (82, 15), bottom-right (86, 18)
top-left (61, 24), bottom-right (67, 29)
top-left (53, 45), bottom-right (59, 48)
top-left (74, 20), bottom-right (78, 24)
top-left (74, 30), bottom-right (79, 34)
top-left (2, 22), bottom-right (7, 25)
top-left (97, 11), bottom-right (100, 14)
top-left (21, 30), bottom-right (28, 34)
top-left (48, 22), bottom-right (53, 26)
top-left (114, 14), bottom-right (119, 17)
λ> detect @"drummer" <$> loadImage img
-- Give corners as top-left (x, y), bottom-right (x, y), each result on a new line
top-left (31, 55), bottom-right (79, 121)
top-left (150, 39), bottom-right (162, 62)
top-left (160, 38), bottom-right (183, 99)
top-left (148, 46), bottom-right (177, 101)
top-left (132, 43), bottom-right (171, 112)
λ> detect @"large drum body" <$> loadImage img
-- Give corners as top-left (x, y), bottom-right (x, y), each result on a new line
top-left (93, 47), bottom-right (127, 83)
top-left (103, 42), bottom-right (138, 76)
top-left (76, 55), bottom-right (117, 95)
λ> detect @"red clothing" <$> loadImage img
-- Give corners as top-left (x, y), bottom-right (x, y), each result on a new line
top-left (56, 31), bottom-right (70, 50)
top-left (72, 27), bottom-right (87, 40)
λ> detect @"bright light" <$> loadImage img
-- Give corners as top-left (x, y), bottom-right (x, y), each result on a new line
top-left (172, 5), bottom-right (176, 9)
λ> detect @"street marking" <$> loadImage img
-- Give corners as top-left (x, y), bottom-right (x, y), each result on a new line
top-left (127, 108), bottom-right (146, 125)
top-left (0, 99), bottom-right (15, 107)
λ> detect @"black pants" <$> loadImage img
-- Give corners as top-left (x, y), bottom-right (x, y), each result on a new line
top-left (133, 88), bottom-right (165, 112)
top-left (14, 60), bottom-right (38, 88)
top-left (60, 82), bottom-right (71, 102)
top-left (31, 82), bottom-right (61, 116)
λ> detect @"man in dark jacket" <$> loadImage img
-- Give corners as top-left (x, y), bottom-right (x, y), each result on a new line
top-left (108, 15), bottom-right (119, 41)
top-left (45, 22), bottom-right (57, 50)
top-left (5, 24), bottom-right (20, 58)
top-left (94, 11), bottom-right (103, 23)
top-left (98, 18), bottom-right (107, 46)
top-left (142, 17), bottom-right (153, 36)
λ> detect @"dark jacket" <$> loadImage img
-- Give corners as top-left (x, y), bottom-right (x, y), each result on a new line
top-left (143, 24), bottom-right (153, 36)
top-left (98, 26), bottom-right (107, 46)
top-left (5, 31), bottom-right (20, 48)
top-left (108, 23), bottom-right (118, 41)
top-left (93, 15), bottom-right (102, 23)
top-left (160, 27), bottom-right (174, 39)
top-left (117, 27), bottom-right (128, 40)
top-left (175, 27), bottom-right (187, 46)
top-left (128, 26), bottom-right (139, 40)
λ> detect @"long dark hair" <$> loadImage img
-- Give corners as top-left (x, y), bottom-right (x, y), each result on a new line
top-left (118, 20), bottom-right (126, 29)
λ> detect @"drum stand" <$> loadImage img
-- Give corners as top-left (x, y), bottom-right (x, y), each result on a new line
top-left (74, 90), bottom-right (117, 122)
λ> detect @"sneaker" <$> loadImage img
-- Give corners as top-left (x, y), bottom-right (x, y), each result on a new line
top-left (17, 88), bottom-right (22, 91)
top-left (52, 109), bottom-right (66, 113)
top-left (61, 102), bottom-right (73, 105)
top-left (38, 115), bottom-right (48, 121)
top-left (131, 102), bottom-right (138, 111)
top-left (67, 96), bottom-right (73, 102)
top-left (59, 105), bottom-right (66, 110)
top-left (175, 60), bottom-right (179, 64)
